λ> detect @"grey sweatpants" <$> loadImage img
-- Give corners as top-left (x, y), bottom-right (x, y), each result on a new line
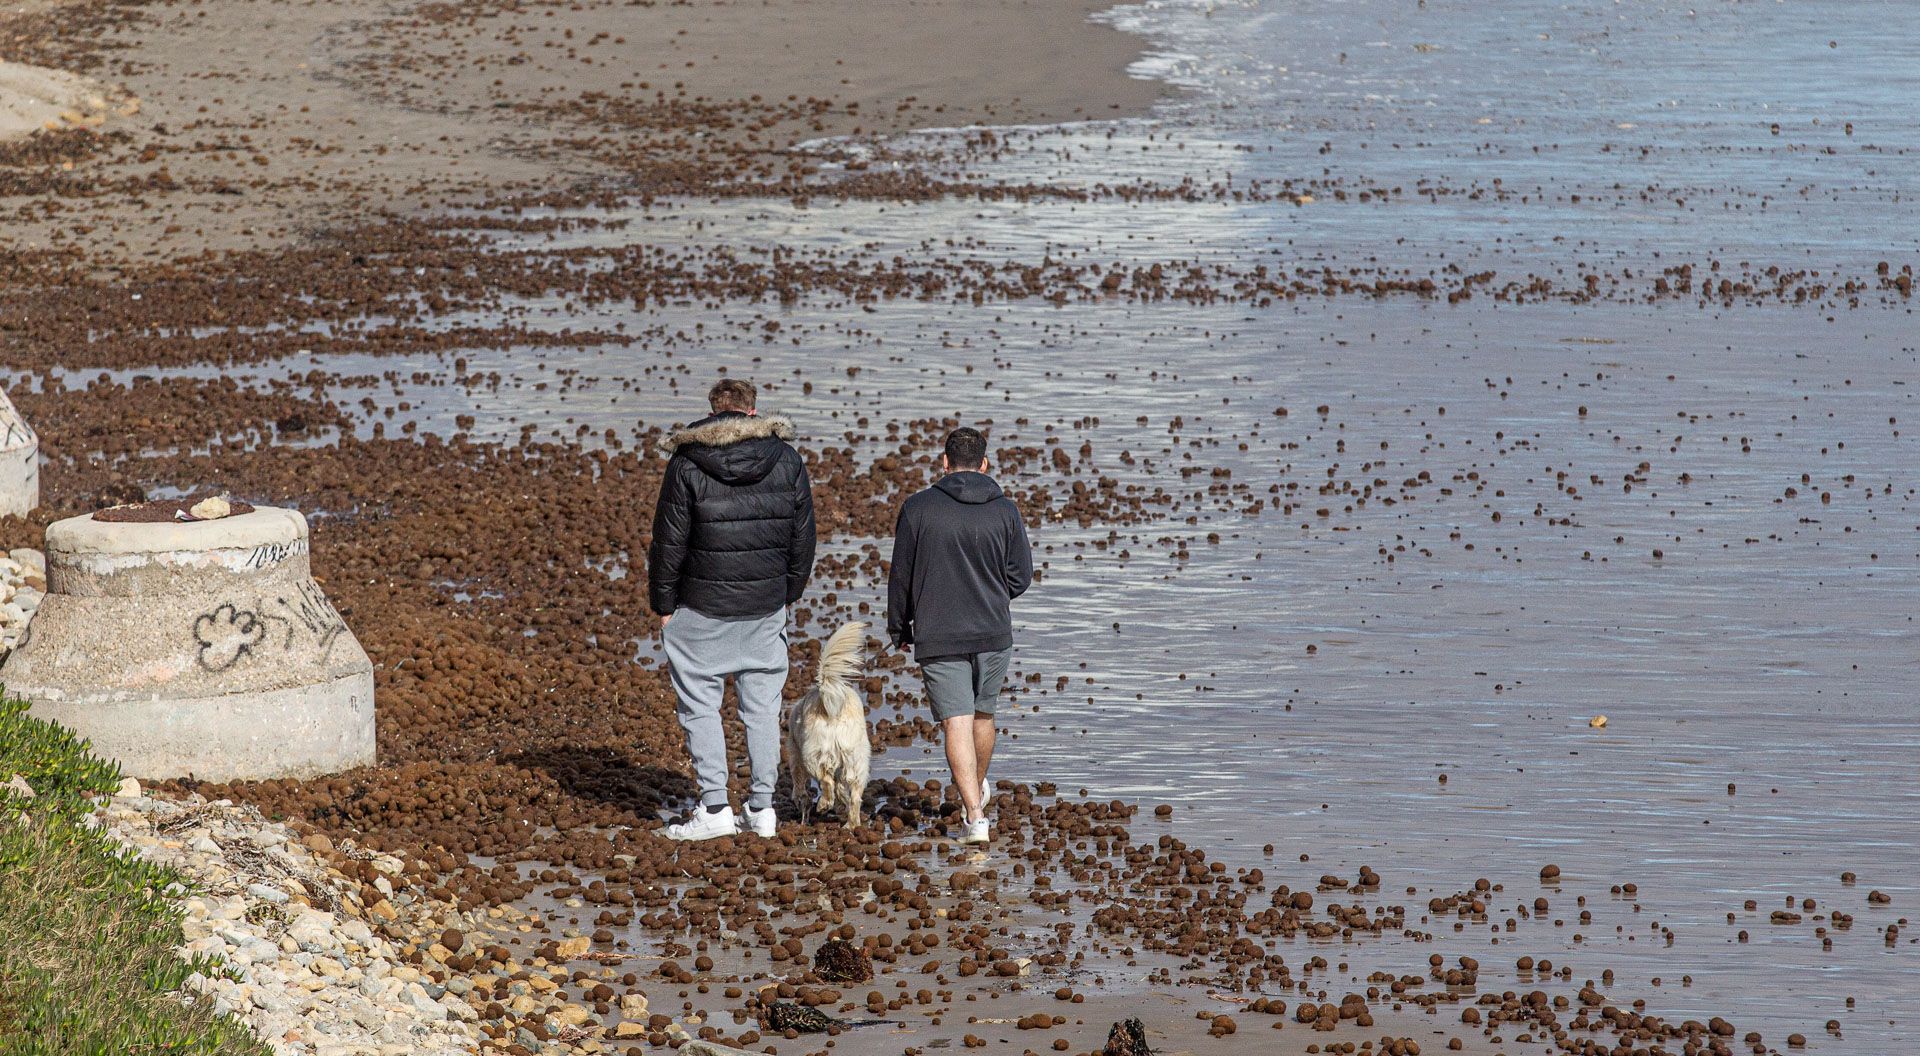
top-left (662, 605), bottom-right (789, 810)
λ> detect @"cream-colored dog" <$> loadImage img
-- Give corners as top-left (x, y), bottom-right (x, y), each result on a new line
top-left (786, 621), bottom-right (871, 827)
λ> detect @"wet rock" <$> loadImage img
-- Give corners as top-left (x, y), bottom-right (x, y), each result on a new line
top-left (765, 1001), bottom-right (840, 1033)
top-left (1103, 1017), bottom-right (1154, 1056)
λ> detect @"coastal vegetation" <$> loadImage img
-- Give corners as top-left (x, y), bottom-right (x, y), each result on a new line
top-left (0, 696), bottom-right (265, 1056)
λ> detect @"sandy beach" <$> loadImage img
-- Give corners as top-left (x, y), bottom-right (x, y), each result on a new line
top-left (1, 0), bottom-right (1160, 260)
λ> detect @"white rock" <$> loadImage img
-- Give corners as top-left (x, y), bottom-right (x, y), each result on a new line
top-left (405, 987), bottom-right (444, 1018)
top-left (115, 777), bottom-right (142, 798)
top-left (10, 548), bottom-right (44, 578)
top-left (246, 882), bottom-right (290, 904)
top-left (189, 495), bottom-right (232, 520)
top-left (286, 911), bottom-right (336, 949)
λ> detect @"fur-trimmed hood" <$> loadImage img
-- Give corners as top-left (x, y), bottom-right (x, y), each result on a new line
top-left (662, 411), bottom-right (799, 488)
top-left (661, 411), bottom-right (795, 454)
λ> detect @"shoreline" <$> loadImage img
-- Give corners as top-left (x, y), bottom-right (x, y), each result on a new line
top-left (0, 0), bottom-right (1166, 262)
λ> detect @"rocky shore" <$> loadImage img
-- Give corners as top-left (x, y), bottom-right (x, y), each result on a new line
top-left (100, 784), bottom-right (482, 1056)
top-left (0, 546), bottom-right (45, 654)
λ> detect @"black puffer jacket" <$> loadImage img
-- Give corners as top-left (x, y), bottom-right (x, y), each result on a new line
top-left (648, 412), bottom-right (816, 618)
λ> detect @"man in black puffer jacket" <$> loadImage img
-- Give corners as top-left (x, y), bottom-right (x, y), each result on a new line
top-left (649, 379), bottom-right (816, 841)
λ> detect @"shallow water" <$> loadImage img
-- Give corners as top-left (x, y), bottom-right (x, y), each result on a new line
top-left (403, 292), bottom-right (1920, 1051)
top-left (581, 0), bottom-right (1919, 1044)
top-left (264, 290), bottom-right (1914, 1049)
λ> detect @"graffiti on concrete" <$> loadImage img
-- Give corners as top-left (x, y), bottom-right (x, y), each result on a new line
top-left (192, 580), bottom-right (349, 672)
top-left (194, 603), bottom-right (267, 672)
top-left (281, 579), bottom-right (349, 661)
top-left (243, 537), bottom-right (309, 570)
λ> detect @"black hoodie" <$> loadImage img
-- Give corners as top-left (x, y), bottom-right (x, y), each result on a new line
top-left (648, 411), bottom-right (816, 618)
top-left (887, 472), bottom-right (1033, 657)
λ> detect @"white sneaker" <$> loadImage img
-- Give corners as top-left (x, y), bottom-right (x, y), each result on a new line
top-left (959, 814), bottom-right (990, 845)
top-left (981, 778), bottom-right (991, 808)
top-left (663, 806), bottom-right (739, 841)
top-left (743, 805), bottom-right (777, 838)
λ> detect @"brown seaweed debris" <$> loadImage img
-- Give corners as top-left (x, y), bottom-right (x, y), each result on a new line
top-left (93, 494), bottom-right (255, 523)
top-left (1103, 1017), bottom-right (1154, 1056)
top-left (764, 1002), bottom-right (842, 1034)
top-left (812, 936), bottom-right (873, 983)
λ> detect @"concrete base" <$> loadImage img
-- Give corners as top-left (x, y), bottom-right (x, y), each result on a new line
top-left (22, 671), bottom-right (375, 781)
top-left (0, 389), bottom-right (38, 517)
top-left (1, 505), bottom-right (375, 781)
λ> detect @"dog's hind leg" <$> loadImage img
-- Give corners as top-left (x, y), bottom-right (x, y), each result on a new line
top-left (788, 750), bottom-right (810, 827)
top-left (814, 773), bottom-right (837, 820)
top-left (842, 782), bottom-right (863, 830)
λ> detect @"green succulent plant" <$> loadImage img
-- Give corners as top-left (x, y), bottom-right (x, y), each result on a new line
top-left (0, 693), bottom-right (271, 1055)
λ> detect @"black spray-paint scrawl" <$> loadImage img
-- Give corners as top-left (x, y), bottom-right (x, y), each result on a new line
top-left (194, 603), bottom-right (267, 672)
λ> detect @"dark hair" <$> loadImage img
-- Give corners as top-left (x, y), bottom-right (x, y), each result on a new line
top-left (708, 378), bottom-right (757, 413)
top-left (943, 427), bottom-right (987, 470)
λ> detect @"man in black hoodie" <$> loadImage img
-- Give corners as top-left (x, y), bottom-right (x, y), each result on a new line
top-left (887, 426), bottom-right (1033, 845)
top-left (649, 379), bottom-right (816, 841)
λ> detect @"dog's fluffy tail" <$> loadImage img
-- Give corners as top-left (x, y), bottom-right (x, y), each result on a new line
top-left (816, 621), bottom-right (868, 690)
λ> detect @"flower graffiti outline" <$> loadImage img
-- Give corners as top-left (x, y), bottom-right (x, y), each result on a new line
top-left (193, 603), bottom-right (268, 672)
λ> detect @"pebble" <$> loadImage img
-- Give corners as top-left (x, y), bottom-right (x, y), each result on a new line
top-left (246, 882), bottom-right (291, 904)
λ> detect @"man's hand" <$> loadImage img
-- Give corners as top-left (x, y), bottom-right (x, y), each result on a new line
top-left (661, 613), bottom-right (672, 628)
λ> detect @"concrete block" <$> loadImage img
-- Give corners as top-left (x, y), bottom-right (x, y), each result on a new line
top-left (0, 388), bottom-right (39, 517)
top-left (1, 505), bottom-right (374, 780)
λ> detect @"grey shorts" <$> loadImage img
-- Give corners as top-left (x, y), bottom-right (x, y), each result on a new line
top-left (919, 649), bottom-right (1011, 722)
